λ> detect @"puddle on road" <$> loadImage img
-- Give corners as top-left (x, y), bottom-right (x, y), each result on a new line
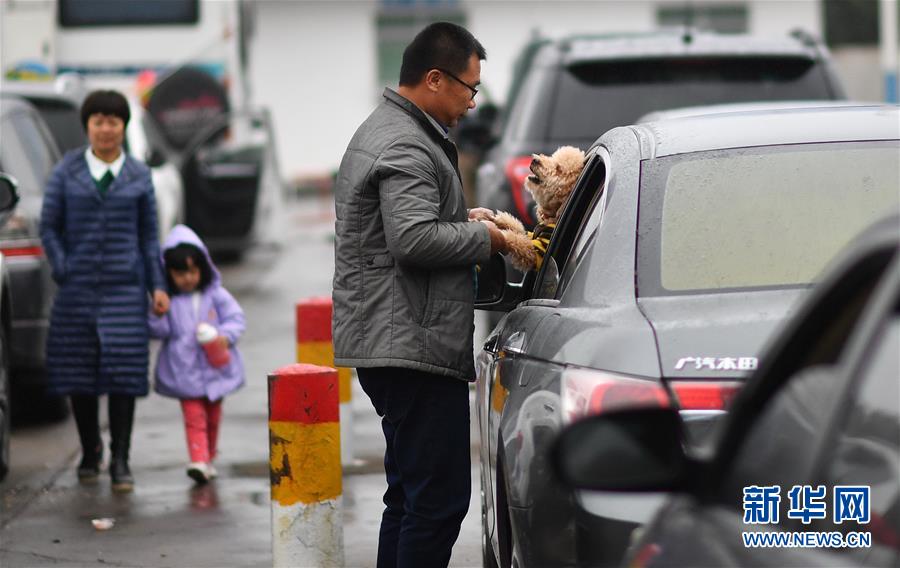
top-left (231, 459), bottom-right (382, 478)
top-left (230, 461), bottom-right (268, 478)
top-left (188, 484), bottom-right (220, 510)
top-left (249, 491), bottom-right (268, 506)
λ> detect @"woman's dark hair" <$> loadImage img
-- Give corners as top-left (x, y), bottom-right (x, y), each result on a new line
top-left (80, 89), bottom-right (130, 130)
top-left (399, 22), bottom-right (486, 86)
top-left (163, 243), bottom-right (213, 292)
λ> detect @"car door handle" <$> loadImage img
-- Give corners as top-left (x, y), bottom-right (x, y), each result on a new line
top-left (519, 299), bottom-right (560, 308)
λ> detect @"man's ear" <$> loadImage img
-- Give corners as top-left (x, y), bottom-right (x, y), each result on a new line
top-left (424, 69), bottom-right (442, 93)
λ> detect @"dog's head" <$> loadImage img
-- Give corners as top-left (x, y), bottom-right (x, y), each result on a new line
top-left (524, 146), bottom-right (586, 224)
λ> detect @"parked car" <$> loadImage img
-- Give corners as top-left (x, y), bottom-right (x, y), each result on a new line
top-left (125, 98), bottom-right (184, 241)
top-left (0, 173), bottom-right (21, 481)
top-left (637, 99), bottom-right (874, 123)
top-left (144, 66), bottom-right (284, 257)
top-left (2, 77), bottom-right (185, 241)
top-left (553, 214), bottom-right (900, 568)
top-left (474, 29), bottom-right (847, 228)
top-left (177, 109), bottom-right (284, 257)
top-left (474, 105), bottom-right (899, 567)
top-left (0, 94), bottom-right (62, 411)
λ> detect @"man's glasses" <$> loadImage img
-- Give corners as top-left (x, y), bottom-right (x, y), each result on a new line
top-left (437, 68), bottom-right (478, 100)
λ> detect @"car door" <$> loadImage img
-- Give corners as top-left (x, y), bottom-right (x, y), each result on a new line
top-left (631, 231), bottom-right (900, 567)
top-left (0, 102), bottom-right (59, 360)
top-left (477, 149), bottom-right (608, 550)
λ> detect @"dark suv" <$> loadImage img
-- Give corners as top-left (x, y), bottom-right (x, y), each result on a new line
top-left (476, 29), bottom-right (847, 226)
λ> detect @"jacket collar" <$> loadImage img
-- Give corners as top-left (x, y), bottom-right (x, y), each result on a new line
top-left (84, 147), bottom-right (126, 179)
top-left (67, 147), bottom-right (140, 201)
top-left (382, 88), bottom-right (461, 179)
top-left (383, 88), bottom-right (452, 143)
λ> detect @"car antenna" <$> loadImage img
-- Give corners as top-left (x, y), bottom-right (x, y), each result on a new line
top-left (682, 1), bottom-right (694, 44)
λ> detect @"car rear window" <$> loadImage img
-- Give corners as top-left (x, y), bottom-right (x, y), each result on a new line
top-left (548, 57), bottom-right (835, 142)
top-left (636, 140), bottom-right (900, 296)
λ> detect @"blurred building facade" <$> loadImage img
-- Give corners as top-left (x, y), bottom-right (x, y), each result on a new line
top-left (2, 0), bottom-right (895, 180)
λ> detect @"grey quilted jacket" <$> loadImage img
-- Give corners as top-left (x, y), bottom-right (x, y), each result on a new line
top-left (332, 89), bottom-right (492, 380)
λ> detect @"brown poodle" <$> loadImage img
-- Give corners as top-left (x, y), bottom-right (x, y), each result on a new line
top-left (492, 145), bottom-right (586, 271)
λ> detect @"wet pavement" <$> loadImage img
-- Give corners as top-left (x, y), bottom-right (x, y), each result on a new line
top-left (0, 197), bottom-right (483, 567)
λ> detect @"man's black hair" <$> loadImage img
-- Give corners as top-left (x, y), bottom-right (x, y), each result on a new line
top-left (80, 89), bottom-right (130, 130)
top-left (399, 22), bottom-right (486, 86)
top-left (163, 243), bottom-right (213, 293)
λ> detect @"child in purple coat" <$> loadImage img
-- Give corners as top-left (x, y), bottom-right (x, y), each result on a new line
top-left (149, 225), bottom-right (246, 484)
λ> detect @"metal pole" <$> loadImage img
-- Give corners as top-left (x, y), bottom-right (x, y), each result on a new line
top-left (881, 0), bottom-right (899, 102)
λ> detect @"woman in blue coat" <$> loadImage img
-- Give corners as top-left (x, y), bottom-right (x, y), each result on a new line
top-left (40, 90), bottom-right (170, 492)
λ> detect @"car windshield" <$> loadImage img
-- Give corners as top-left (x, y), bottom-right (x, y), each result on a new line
top-left (549, 57), bottom-right (834, 143)
top-left (636, 140), bottom-right (900, 296)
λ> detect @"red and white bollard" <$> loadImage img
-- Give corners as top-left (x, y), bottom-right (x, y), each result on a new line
top-left (268, 364), bottom-right (343, 567)
top-left (295, 297), bottom-right (355, 465)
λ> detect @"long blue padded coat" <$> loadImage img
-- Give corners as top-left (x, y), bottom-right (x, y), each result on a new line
top-left (40, 148), bottom-right (166, 396)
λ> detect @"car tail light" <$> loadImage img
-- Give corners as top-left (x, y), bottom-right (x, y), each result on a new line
top-left (505, 156), bottom-right (535, 225)
top-left (670, 380), bottom-right (742, 411)
top-left (0, 244), bottom-right (44, 258)
top-left (629, 543), bottom-right (662, 568)
top-left (561, 367), bottom-right (670, 424)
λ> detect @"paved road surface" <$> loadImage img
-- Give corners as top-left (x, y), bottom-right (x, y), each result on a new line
top-left (1, 196), bottom-right (485, 567)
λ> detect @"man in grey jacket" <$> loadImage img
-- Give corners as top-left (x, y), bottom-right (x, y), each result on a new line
top-left (332, 22), bottom-right (506, 568)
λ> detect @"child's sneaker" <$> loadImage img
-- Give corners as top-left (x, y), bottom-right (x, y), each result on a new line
top-left (207, 464), bottom-right (218, 479)
top-left (186, 462), bottom-right (210, 484)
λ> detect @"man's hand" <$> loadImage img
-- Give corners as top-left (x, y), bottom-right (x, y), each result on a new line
top-left (481, 219), bottom-right (507, 254)
top-left (152, 290), bottom-right (170, 316)
top-left (468, 207), bottom-right (495, 222)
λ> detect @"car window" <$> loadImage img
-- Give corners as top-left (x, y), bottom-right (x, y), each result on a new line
top-left (817, 315), bottom-right (900, 558)
top-left (32, 101), bottom-right (85, 153)
top-left (549, 57), bottom-right (833, 143)
top-left (716, 245), bottom-right (898, 502)
top-left (637, 141), bottom-right (900, 296)
top-left (555, 152), bottom-right (610, 298)
top-left (532, 153), bottom-right (607, 299)
top-left (0, 111), bottom-right (54, 194)
top-left (504, 65), bottom-right (553, 144)
top-left (18, 110), bottom-right (57, 183)
top-left (726, 365), bottom-right (845, 496)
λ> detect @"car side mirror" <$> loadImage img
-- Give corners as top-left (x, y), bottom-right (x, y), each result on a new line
top-left (0, 173), bottom-right (21, 212)
top-left (476, 253), bottom-right (528, 311)
top-left (551, 407), bottom-right (690, 492)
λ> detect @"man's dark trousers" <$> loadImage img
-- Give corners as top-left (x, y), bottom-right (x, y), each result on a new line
top-left (357, 367), bottom-right (471, 568)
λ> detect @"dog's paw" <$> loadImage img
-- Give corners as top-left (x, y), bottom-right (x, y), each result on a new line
top-left (493, 210), bottom-right (526, 234)
top-left (501, 229), bottom-right (537, 272)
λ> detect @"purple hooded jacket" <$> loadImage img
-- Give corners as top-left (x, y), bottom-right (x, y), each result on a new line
top-left (149, 225), bottom-right (245, 401)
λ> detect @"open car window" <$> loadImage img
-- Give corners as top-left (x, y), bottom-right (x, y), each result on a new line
top-left (532, 149), bottom-right (606, 300)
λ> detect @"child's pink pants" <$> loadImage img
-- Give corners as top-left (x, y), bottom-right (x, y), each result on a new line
top-left (180, 398), bottom-right (223, 463)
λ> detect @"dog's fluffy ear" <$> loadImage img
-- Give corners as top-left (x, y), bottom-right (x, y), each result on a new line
top-left (552, 146), bottom-right (586, 174)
